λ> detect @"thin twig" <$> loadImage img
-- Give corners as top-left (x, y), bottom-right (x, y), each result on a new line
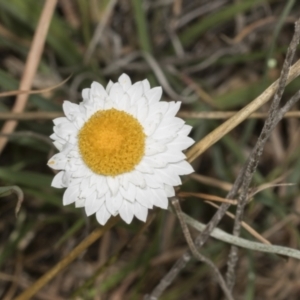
top-left (178, 191), bottom-right (237, 205)
top-left (206, 201), bottom-right (271, 245)
top-left (190, 173), bottom-right (232, 192)
top-left (72, 213), bottom-right (156, 298)
top-left (170, 197), bottom-right (234, 300)
top-left (84, 0), bottom-right (117, 64)
top-left (0, 75), bottom-right (71, 98)
top-left (148, 19), bottom-right (300, 300)
top-left (0, 185), bottom-right (24, 217)
top-left (14, 217), bottom-right (119, 300)
top-left (0, 132), bottom-right (54, 147)
top-left (186, 58), bottom-right (300, 164)
top-left (0, 112), bottom-right (63, 121)
top-left (2, 109), bottom-right (300, 122)
top-left (182, 212), bottom-right (300, 259)
top-left (0, 0), bottom-right (57, 155)
top-left (178, 110), bottom-right (300, 119)
top-left (226, 18), bottom-right (300, 291)
top-left (142, 52), bottom-right (198, 103)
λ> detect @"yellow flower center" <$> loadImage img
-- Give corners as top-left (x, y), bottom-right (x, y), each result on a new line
top-left (78, 108), bottom-right (145, 176)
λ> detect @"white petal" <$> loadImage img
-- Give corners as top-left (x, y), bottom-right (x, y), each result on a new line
top-left (127, 170), bottom-right (146, 188)
top-left (168, 136), bottom-right (195, 151)
top-left (119, 200), bottom-right (134, 224)
top-left (106, 80), bottom-right (113, 93)
top-left (165, 101), bottom-right (181, 118)
top-left (151, 125), bottom-right (178, 141)
top-left (136, 187), bottom-right (153, 209)
top-left (155, 149), bottom-right (186, 163)
top-left (62, 171), bottom-right (72, 186)
top-left (109, 82), bottom-right (124, 104)
top-left (80, 177), bottom-right (96, 198)
top-left (134, 202), bottom-right (148, 222)
top-left (148, 102), bottom-right (169, 118)
top-left (63, 185), bottom-right (80, 205)
top-left (51, 171), bottom-right (65, 188)
top-left (137, 96), bottom-right (147, 107)
top-left (120, 173), bottom-right (130, 190)
top-left (69, 177), bottom-right (83, 187)
top-left (96, 204), bottom-right (112, 225)
top-left (107, 176), bottom-right (120, 196)
top-left (103, 100), bottom-right (114, 110)
top-left (127, 105), bottom-right (138, 118)
top-left (80, 177), bottom-right (89, 192)
top-left (143, 173), bottom-right (161, 188)
top-left (91, 81), bottom-right (107, 100)
top-left (71, 164), bottom-right (90, 178)
top-left (164, 184), bottom-right (175, 197)
top-left (143, 156), bottom-right (167, 168)
top-left (92, 98), bottom-right (105, 111)
top-left (75, 198), bottom-right (85, 207)
top-left (84, 191), bottom-right (96, 216)
top-left (142, 79), bottom-right (151, 93)
top-left (83, 105), bottom-right (98, 120)
top-left (105, 192), bottom-right (123, 216)
top-left (145, 139), bottom-right (166, 156)
top-left (155, 168), bottom-right (181, 186)
top-left (53, 117), bottom-right (68, 126)
top-left (82, 88), bottom-right (90, 100)
top-left (73, 116), bottom-right (85, 130)
top-left (135, 160), bottom-right (154, 174)
top-left (67, 148), bottom-right (80, 159)
top-left (63, 101), bottom-right (81, 121)
top-left (127, 82), bottom-right (143, 105)
top-left (151, 188), bottom-right (169, 209)
top-left (53, 141), bottom-right (63, 151)
top-left (54, 122), bottom-right (77, 139)
top-left (167, 160), bottom-right (194, 175)
top-left (61, 142), bottom-right (74, 154)
top-left (153, 134), bottom-right (177, 144)
top-left (89, 173), bottom-right (98, 187)
top-left (144, 113), bottom-right (162, 136)
top-left (145, 87), bottom-right (162, 104)
top-left (96, 175), bottom-right (109, 197)
top-left (120, 183), bottom-right (136, 202)
top-left (157, 117), bottom-right (185, 133)
top-left (136, 101), bottom-right (149, 122)
top-left (118, 73), bottom-right (132, 91)
top-left (85, 192), bottom-right (105, 216)
top-left (115, 93), bottom-right (131, 112)
top-left (50, 132), bottom-right (59, 140)
top-left (179, 124), bottom-right (193, 135)
top-left (47, 153), bottom-right (67, 170)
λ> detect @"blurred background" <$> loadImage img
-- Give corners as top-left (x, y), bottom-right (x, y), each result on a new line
top-left (1, 0), bottom-right (300, 299)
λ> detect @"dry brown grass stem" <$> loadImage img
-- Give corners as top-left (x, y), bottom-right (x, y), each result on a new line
top-left (72, 213), bottom-right (157, 298)
top-left (0, 75), bottom-right (71, 98)
top-left (178, 110), bottom-right (300, 119)
top-left (84, 0), bottom-right (117, 64)
top-left (14, 217), bottom-right (119, 300)
top-left (0, 112), bottom-right (63, 121)
top-left (190, 173), bottom-right (232, 191)
top-left (178, 191), bottom-right (237, 205)
top-left (229, 16), bottom-right (296, 44)
top-left (206, 201), bottom-right (271, 245)
top-left (0, 24), bottom-right (31, 47)
top-left (2, 110), bottom-right (300, 121)
top-left (186, 58), bottom-right (300, 163)
top-left (0, 0), bottom-right (58, 155)
top-left (169, 198), bottom-right (234, 300)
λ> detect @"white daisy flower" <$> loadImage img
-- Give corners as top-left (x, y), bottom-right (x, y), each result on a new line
top-left (48, 74), bottom-right (194, 225)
